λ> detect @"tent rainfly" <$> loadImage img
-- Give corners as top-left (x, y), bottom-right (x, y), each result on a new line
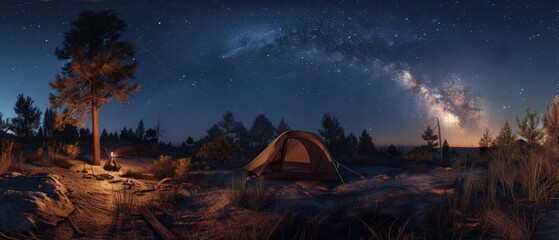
top-left (245, 130), bottom-right (344, 183)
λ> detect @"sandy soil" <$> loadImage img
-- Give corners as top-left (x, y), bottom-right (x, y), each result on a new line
top-left (6, 156), bottom-right (559, 239)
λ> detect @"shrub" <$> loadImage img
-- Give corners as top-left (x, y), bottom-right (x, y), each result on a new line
top-left (151, 155), bottom-right (175, 179)
top-left (174, 157), bottom-right (191, 179)
top-left (196, 136), bottom-right (241, 164)
top-left (405, 146), bottom-right (432, 161)
top-left (150, 155), bottom-right (192, 179)
top-left (64, 142), bottom-right (80, 159)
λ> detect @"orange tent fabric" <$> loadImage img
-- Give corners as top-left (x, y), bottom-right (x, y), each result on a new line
top-left (245, 130), bottom-right (343, 182)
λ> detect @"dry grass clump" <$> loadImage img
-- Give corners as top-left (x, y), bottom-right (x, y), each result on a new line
top-left (484, 209), bottom-right (542, 240)
top-left (151, 155), bottom-right (192, 179)
top-left (112, 188), bottom-right (138, 216)
top-left (226, 172), bottom-right (266, 211)
top-left (0, 139), bottom-right (13, 175)
top-left (266, 212), bottom-right (327, 240)
top-left (63, 142), bottom-right (80, 159)
top-left (120, 169), bottom-right (146, 179)
top-left (33, 142), bottom-right (73, 169)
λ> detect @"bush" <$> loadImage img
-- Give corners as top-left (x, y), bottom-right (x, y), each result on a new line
top-left (64, 142), bottom-right (80, 159)
top-left (175, 157), bottom-right (191, 179)
top-left (150, 155), bottom-right (192, 179)
top-left (405, 147), bottom-right (432, 161)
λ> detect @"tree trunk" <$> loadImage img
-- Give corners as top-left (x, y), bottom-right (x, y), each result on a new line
top-left (92, 106), bottom-right (101, 165)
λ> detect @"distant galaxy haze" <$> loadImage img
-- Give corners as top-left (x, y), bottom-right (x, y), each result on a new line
top-left (1, 1), bottom-right (559, 147)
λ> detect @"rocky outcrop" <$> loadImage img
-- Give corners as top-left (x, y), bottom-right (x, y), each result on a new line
top-left (0, 173), bottom-right (74, 232)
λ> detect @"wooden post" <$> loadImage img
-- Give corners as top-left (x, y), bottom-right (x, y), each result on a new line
top-left (437, 117), bottom-right (443, 165)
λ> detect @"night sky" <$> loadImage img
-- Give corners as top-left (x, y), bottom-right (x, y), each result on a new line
top-left (1, 1), bottom-right (559, 147)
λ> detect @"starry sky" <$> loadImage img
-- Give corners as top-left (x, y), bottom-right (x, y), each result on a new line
top-left (1, 1), bottom-right (559, 147)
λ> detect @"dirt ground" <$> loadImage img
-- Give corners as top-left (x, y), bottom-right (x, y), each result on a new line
top-left (7, 156), bottom-right (559, 240)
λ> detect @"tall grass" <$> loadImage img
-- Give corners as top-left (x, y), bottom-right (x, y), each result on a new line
top-left (484, 209), bottom-right (542, 240)
top-left (226, 172), bottom-right (267, 211)
top-left (112, 188), bottom-right (137, 216)
top-left (0, 140), bottom-right (13, 175)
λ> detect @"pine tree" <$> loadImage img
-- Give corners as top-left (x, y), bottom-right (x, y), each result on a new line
top-left (50, 10), bottom-right (139, 165)
top-left (318, 113), bottom-right (345, 155)
top-left (421, 125), bottom-right (438, 150)
top-left (276, 118), bottom-right (290, 136)
top-left (43, 107), bottom-right (55, 137)
top-left (218, 111), bottom-right (236, 140)
top-left (516, 106), bottom-right (544, 148)
top-left (386, 145), bottom-right (400, 157)
top-left (186, 136), bottom-right (194, 146)
top-left (0, 112), bottom-right (10, 136)
top-left (442, 139), bottom-right (450, 163)
top-left (136, 119), bottom-right (145, 141)
top-left (357, 129), bottom-right (375, 161)
top-left (494, 120), bottom-right (516, 150)
top-left (206, 124), bottom-right (223, 140)
top-left (101, 129), bottom-right (109, 141)
top-left (37, 127), bottom-right (44, 137)
top-left (154, 119), bottom-right (165, 140)
top-left (11, 94), bottom-right (42, 137)
top-left (250, 114), bottom-right (276, 152)
top-left (478, 128), bottom-right (493, 156)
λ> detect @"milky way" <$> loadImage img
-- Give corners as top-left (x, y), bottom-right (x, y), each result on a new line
top-left (1, 1), bottom-right (559, 146)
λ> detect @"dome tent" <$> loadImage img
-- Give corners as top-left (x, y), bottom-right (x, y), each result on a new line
top-left (245, 130), bottom-right (344, 183)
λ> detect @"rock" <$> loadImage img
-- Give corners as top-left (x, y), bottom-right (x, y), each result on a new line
top-left (0, 173), bottom-right (75, 233)
top-left (9, 172), bottom-right (23, 177)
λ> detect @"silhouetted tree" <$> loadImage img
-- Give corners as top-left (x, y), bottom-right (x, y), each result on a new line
top-left (516, 106), bottom-right (545, 149)
top-left (276, 118), bottom-right (290, 136)
top-left (318, 113), bottom-right (345, 155)
top-left (154, 119), bottom-right (165, 140)
top-left (218, 111), bottom-right (236, 140)
top-left (206, 124), bottom-right (222, 140)
top-left (234, 122), bottom-right (251, 154)
top-left (357, 130), bottom-right (375, 163)
top-left (54, 124), bottom-right (79, 142)
top-left (345, 133), bottom-right (358, 157)
top-left (101, 129), bottom-right (109, 141)
top-left (12, 94), bottom-right (42, 137)
top-left (79, 128), bottom-right (91, 140)
top-left (186, 136), bottom-right (194, 146)
top-left (136, 119), bottom-right (145, 141)
top-left (494, 120), bottom-right (516, 151)
top-left (0, 112), bottom-right (10, 136)
top-left (442, 139), bottom-right (450, 164)
top-left (250, 114), bottom-right (276, 153)
top-left (112, 131), bottom-right (120, 141)
top-left (43, 107), bottom-right (55, 137)
top-left (50, 10), bottom-right (139, 165)
top-left (543, 96), bottom-right (559, 152)
top-left (478, 128), bottom-right (494, 157)
top-left (37, 127), bottom-right (44, 138)
top-left (421, 125), bottom-right (438, 150)
top-left (145, 128), bottom-right (157, 142)
top-left (196, 136), bottom-right (241, 164)
top-left (386, 144), bottom-right (400, 157)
